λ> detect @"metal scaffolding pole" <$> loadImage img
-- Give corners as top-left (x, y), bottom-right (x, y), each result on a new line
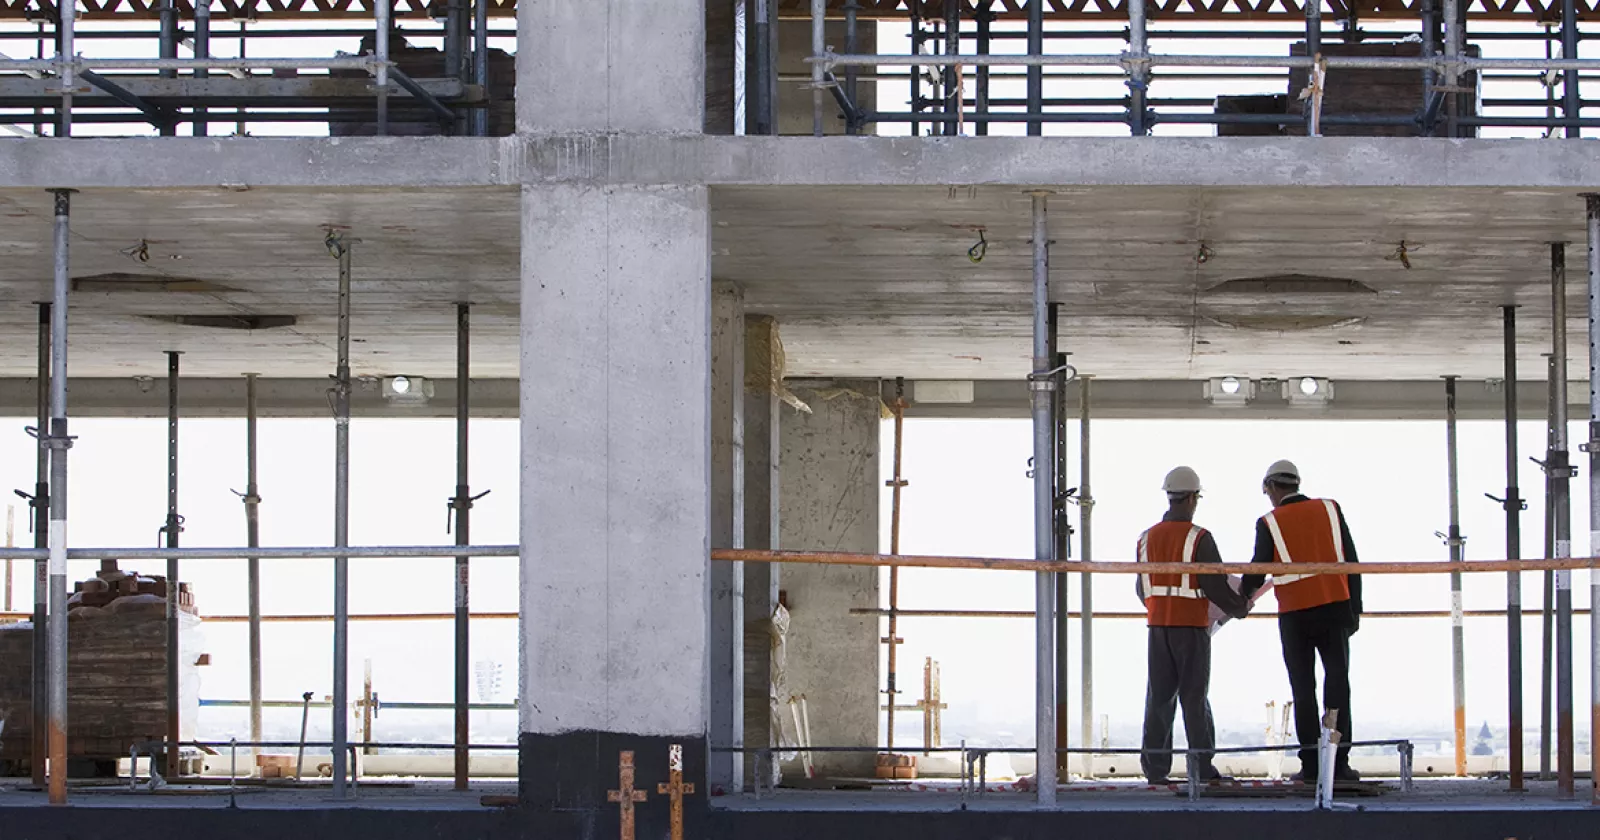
top-left (375, 0), bottom-right (390, 136)
top-left (194, 0), bottom-right (210, 136)
top-left (1079, 375), bottom-right (1095, 778)
top-left (1128, 0), bottom-right (1149, 135)
top-left (244, 374), bottom-right (262, 762)
top-left (452, 303), bottom-right (473, 790)
top-left (975, 1), bottom-right (992, 136)
top-left (1445, 376), bottom-right (1467, 777)
top-left (1029, 191), bottom-right (1057, 804)
top-left (1562, 0), bottom-right (1580, 138)
top-left (158, 0), bottom-right (177, 89)
top-left (844, 0), bottom-right (860, 135)
top-left (1501, 307), bottom-right (1526, 792)
top-left (55, 0), bottom-right (71, 135)
top-left (164, 350), bottom-right (183, 780)
top-left (331, 235), bottom-right (353, 798)
top-left (46, 189), bottom-right (72, 805)
top-left (29, 302), bottom-right (48, 789)
top-left (1026, 0), bottom-right (1042, 135)
top-left (1049, 304), bottom-right (1069, 777)
top-left (1584, 193), bottom-right (1600, 806)
top-left (810, 0), bottom-right (824, 135)
top-left (1542, 351), bottom-right (1557, 780)
top-left (1551, 241), bottom-right (1576, 799)
top-left (943, 0), bottom-right (960, 136)
top-left (885, 378), bottom-right (907, 752)
top-left (471, 0), bottom-right (488, 136)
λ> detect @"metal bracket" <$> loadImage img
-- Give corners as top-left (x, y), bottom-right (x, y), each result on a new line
top-left (1484, 492), bottom-right (1528, 512)
top-left (26, 423), bottom-right (75, 452)
top-left (1529, 454), bottom-right (1579, 478)
top-left (1579, 440), bottom-right (1600, 454)
top-left (1434, 530), bottom-right (1466, 548)
top-left (445, 489), bottom-right (491, 534)
top-left (1028, 363), bottom-right (1078, 389)
top-left (231, 488), bottom-right (263, 505)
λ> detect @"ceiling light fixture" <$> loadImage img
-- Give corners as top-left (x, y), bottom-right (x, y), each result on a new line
top-left (1285, 377), bottom-right (1334, 406)
top-left (381, 375), bottom-right (433, 404)
top-left (1204, 377), bottom-right (1255, 407)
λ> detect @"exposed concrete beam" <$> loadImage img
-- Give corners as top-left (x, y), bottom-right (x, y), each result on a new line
top-left (0, 377), bottom-right (1586, 421)
top-left (5, 136), bottom-right (1600, 189)
top-left (887, 378), bottom-right (1594, 421)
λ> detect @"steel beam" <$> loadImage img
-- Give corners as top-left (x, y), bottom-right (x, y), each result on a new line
top-left (452, 303), bottom-right (472, 791)
top-left (1551, 241), bottom-right (1576, 798)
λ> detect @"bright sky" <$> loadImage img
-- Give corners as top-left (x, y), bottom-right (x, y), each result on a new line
top-left (882, 417), bottom-right (1596, 758)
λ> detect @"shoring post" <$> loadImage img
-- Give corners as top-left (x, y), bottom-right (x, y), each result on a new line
top-left (810, 0), bottom-right (824, 136)
top-left (56, 0), bottom-right (72, 136)
top-left (46, 188), bottom-right (73, 805)
top-left (471, 0), bottom-right (488, 136)
top-left (1305, 0), bottom-right (1322, 133)
top-left (29, 301), bottom-right (49, 788)
top-left (1551, 241), bottom-right (1576, 799)
top-left (1542, 351), bottom-right (1557, 780)
top-left (1444, 375), bottom-right (1467, 777)
top-left (1562, 0), bottom-right (1579, 137)
top-left (244, 374), bottom-right (263, 762)
top-left (844, 0), bottom-right (860, 135)
top-left (1583, 193), bottom-right (1600, 806)
top-left (164, 350), bottom-right (183, 780)
top-left (1079, 375), bottom-right (1095, 778)
top-left (885, 378), bottom-right (908, 753)
top-left (1127, 0), bottom-right (1150, 135)
top-left (1026, 0), bottom-right (1043, 135)
top-left (1501, 306), bottom-right (1526, 792)
top-left (452, 302), bottom-right (473, 790)
top-left (158, 0), bottom-right (176, 87)
top-left (330, 233), bottom-right (353, 797)
top-left (1029, 190), bottom-right (1058, 804)
top-left (1049, 304), bottom-right (1069, 778)
top-left (375, 0), bottom-right (391, 136)
top-left (974, 1), bottom-right (993, 136)
top-left (1443, 0), bottom-right (1461, 136)
top-left (194, 0), bottom-right (210, 136)
top-left (943, 0), bottom-right (960, 136)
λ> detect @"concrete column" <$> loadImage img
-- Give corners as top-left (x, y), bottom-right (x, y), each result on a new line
top-left (777, 20), bottom-right (876, 136)
top-left (779, 379), bottom-right (881, 778)
top-left (516, 1), bottom-right (709, 832)
top-left (742, 315), bottom-right (782, 784)
top-left (709, 283), bottom-right (745, 793)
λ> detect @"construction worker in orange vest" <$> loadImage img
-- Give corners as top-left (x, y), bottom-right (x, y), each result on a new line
top-left (1241, 459), bottom-right (1364, 784)
top-left (1136, 466), bottom-right (1251, 786)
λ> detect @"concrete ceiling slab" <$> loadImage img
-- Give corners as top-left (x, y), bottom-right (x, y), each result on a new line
top-left (0, 183), bottom-right (1587, 381)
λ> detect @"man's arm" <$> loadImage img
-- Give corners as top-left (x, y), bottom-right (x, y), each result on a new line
top-left (1193, 532), bottom-right (1249, 619)
top-left (1240, 517), bottom-right (1274, 599)
top-left (1336, 502), bottom-right (1362, 619)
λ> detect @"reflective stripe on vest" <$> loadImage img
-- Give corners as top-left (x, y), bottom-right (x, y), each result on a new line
top-left (1138, 525), bottom-right (1204, 600)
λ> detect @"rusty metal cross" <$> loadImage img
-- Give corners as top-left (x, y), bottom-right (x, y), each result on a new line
top-left (657, 744), bottom-right (696, 840)
top-left (607, 751), bottom-right (648, 840)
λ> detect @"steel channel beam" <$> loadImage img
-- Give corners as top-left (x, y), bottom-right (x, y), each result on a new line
top-left (1502, 307), bottom-right (1525, 792)
top-left (1029, 191), bottom-right (1056, 804)
top-left (164, 350), bottom-right (182, 780)
top-left (1445, 376), bottom-right (1467, 777)
top-left (46, 189), bottom-right (71, 805)
top-left (331, 237), bottom-right (353, 798)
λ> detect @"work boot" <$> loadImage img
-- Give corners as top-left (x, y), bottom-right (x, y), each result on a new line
top-left (1333, 765), bottom-right (1362, 783)
top-left (1289, 771), bottom-right (1316, 785)
top-left (1146, 775), bottom-right (1172, 786)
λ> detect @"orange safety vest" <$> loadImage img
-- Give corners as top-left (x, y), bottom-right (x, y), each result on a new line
top-left (1262, 498), bottom-right (1352, 613)
top-left (1136, 520), bottom-right (1211, 628)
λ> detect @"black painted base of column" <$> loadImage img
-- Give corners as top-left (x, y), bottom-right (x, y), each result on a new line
top-left (520, 731), bottom-right (708, 839)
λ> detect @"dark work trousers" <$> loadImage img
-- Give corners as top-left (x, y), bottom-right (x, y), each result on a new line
top-left (1279, 606), bottom-right (1353, 774)
top-left (1141, 626), bottom-right (1217, 782)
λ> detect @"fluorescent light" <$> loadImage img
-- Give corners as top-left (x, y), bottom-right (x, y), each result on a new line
top-left (1284, 377), bottom-right (1334, 406)
top-left (382, 375), bottom-right (433, 403)
top-left (1204, 377), bottom-right (1255, 406)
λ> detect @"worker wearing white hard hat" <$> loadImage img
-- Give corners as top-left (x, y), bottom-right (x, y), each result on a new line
top-left (1241, 460), bottom-right (1364, 785)
top-left (1135, 466), bottom-right (1250, 786)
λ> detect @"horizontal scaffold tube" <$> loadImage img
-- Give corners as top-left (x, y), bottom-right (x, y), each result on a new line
top-left (712, 548), bottom-right (1600, 576)
top-left (0, 545), bottom-right (517, 560)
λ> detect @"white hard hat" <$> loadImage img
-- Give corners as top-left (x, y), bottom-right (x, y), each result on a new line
top-left (1162, 466), bottom-right (1203, 494)
top-left (1264, 459), bottom-right (1301, 484)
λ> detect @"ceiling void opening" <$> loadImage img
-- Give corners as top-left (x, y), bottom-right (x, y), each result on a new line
top-left (73, 273), bottom-right (237, 294)
top-left (1202, 274), bottom-right (1379, 297)
top-left (142, 314), bottom-right (299, 330)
